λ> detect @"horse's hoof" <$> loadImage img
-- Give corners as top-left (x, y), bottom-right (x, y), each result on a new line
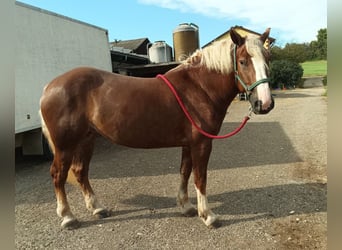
top-left (178, 200), bottom-right (197, 217)
top-left (182, 207), bottom-right (198, 217)
top-left (201, 213), bottom-right (221, 229)
top-left (93, 208), bottom-right (111, 219)
top-left (61, 218), bottom-right (80, 230)
top-left (207, 220), bottom-right (222, 229)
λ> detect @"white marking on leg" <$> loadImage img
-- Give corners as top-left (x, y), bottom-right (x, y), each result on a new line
top-left (84, 193), bottom-right (107, 216)
top-left (195, 187), bottom-right (220, 227)
top-left (195, 186), bottom-right (207, 217)
top-left (56, 193), bottom-right (77, 228)
top-left (177, 187), bottom-right (196, 216)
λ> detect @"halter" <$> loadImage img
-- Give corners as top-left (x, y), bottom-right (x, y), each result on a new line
top-left (233, 45), bottom-right (270, 94)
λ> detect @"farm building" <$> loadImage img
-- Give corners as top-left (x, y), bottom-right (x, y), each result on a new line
top-left (109, 38), bottom-right (150, 74)
top-left (110, 37), bottom-right (178, 77)
top-left (110, 38), bottom-right (151, 55)
top-left (15, 1), bottom-right (112, 157)
top-left (111, 25), bottom-right (275, 77)
top-left (203, 25), bottom-right (276, 49)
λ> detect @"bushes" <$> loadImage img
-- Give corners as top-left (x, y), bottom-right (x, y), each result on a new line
top-left (269, 60), bottom-right (303, 89)
top-left (323, 75), bottom-right (327, 86)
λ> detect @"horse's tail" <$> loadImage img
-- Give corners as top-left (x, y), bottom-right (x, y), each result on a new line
top-left (39, 109), bottom-right (55, 155)
top-left (39, 101), bottom-right (78, 185)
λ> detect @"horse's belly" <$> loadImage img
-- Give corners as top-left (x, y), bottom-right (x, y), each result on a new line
top-left (93, 115), bottom-right (188, 148)
top-left (109, 128), bottom-right (187, 148)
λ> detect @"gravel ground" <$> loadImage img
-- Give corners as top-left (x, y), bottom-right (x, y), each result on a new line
top-left (15, 87), bottom-right (327, 250)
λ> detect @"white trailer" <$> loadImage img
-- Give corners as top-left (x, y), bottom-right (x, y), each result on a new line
top-left (15, 2), bottom-right (112, 158)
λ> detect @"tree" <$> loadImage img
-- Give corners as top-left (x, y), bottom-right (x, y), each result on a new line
top-left (310, 28), bottom-right (327, 59)
top-left (271, 43), bottom-right (310, 63)
top-left (270, 45), bottom-right (283, 61)
top-left (269, 60), bottom-right (304, 89)
top-left (270, 28), bottom-right (327, 61)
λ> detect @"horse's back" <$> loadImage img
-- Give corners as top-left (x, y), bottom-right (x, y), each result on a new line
top-left (42, 67), bottom-right (106, 94)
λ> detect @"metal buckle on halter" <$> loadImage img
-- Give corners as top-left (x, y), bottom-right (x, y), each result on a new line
top-left (248, 105), bottom-right (253, 118)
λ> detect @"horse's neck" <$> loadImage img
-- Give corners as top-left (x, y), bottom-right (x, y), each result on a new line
top-left (181, 66), bottom-right (238, 110)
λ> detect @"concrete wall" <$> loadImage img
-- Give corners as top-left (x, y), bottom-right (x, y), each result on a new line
top-left (301, 77), bottom-right (324, 88)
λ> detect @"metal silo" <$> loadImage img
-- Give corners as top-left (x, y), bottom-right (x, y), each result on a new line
top-left (173, 23), bottom-right (199, 62)
top-left (148, 41), bottom-right (173, 63)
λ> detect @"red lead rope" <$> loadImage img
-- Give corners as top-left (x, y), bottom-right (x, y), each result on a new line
top-left (157, 74), bottom-right (250, 139)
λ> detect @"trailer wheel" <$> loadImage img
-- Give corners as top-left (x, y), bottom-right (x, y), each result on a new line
top-left (42, 135), bottom-right (54, 160)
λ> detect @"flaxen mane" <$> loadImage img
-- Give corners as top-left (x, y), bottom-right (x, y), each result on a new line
top-left (184, 38), bottom-right (234, 75)
top-left (183, 33), bottom-right (268, 74)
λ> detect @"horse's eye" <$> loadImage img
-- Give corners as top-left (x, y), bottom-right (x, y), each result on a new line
top-left (239, 60), bottom-right (247, 66)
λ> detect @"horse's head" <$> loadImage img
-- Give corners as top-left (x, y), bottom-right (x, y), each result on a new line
top-left (230, 28), bottom-right (274, 115)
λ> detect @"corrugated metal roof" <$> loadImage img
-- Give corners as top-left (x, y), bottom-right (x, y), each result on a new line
top-left (110, 38), bottom-right (150, 52)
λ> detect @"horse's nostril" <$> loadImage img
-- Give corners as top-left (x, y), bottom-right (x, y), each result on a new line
top-left (252, 98), bottom-right (275, 115)
top-left (255, 100), bottom-right (262, 112)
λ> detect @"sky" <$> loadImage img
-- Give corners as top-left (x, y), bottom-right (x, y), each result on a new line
top-left (18, 0), bottom-right (327, 48)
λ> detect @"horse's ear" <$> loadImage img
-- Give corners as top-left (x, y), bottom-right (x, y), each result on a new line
top-left (230, 28), bottom-right (245, 46)
top-left (260, 28), bottom-right (271, 43)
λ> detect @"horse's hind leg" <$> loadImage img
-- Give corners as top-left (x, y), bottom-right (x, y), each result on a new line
top-left (177, 146), bottom-right (197, 216)
top-left (70, 134), bottom-right (110, 219)
top-left (50, 151), bottom-right (79, 229)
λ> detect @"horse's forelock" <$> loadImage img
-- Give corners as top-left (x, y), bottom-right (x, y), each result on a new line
top-left (245, 35), bottom-right (269, 71)
top-left (245, 35), bottom-right (265, 59)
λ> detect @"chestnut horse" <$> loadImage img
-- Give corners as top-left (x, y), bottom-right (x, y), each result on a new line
top-left (39, 28), bottom-right (274, 229)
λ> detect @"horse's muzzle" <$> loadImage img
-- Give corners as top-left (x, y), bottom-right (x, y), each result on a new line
top-left (250, 95), bottom-right (275, 115)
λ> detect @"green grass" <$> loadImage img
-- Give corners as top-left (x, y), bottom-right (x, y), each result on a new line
top-left (301, 60), bottom-right (327, 77)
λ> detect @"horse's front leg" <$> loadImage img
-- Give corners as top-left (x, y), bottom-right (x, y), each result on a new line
top-left (191, 140), bottom-right (220, 228)
top-left (177, 146), bottom-right (197, 217)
